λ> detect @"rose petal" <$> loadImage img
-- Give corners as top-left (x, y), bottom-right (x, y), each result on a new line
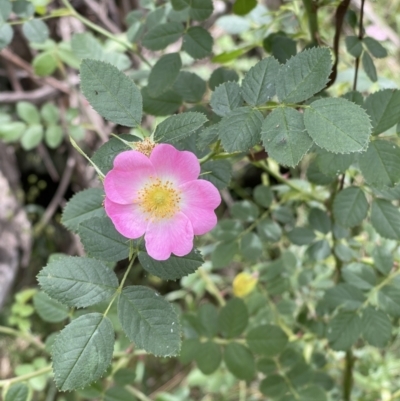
top-left (104, 151), bottom-right (156, 204)
top-left (179, 180), bottom-right (221, 235)
top-left (150, 144), bottom-right (200, 185)
top-left (145, 212), bottom-right (194, 260)
top-left (104, 197), bottom-right (147, 238)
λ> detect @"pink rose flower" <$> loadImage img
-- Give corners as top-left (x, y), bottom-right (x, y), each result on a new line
top-left (104, 144), bottom-right (221, 261)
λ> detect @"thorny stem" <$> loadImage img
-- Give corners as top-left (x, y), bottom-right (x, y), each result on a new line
top-left (302, 0), bottom-right (320, 45)
top-left (353, 0), bottom-right (366, 91)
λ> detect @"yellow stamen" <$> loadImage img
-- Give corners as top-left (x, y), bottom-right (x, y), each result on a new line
top-left (137, 178), bottom-right (181, 221)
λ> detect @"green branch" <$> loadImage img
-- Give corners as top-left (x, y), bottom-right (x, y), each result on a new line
top-left (0, 366), bottom-right (52, 388)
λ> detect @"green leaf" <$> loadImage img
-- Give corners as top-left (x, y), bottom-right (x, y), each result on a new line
top-left (362, 51), bottom-right (377, 82)
top-left (0, 22), bottom-right (13, 49)
top-left (307, 239), bottom-right (331, 261)
top-left (211, 240), bottom-right (238, 267)
top-left (257, 358), bottom-right (277, 374)
top-left (240, 232), bottom-right (263, 261)
top-left (361, 306), bottom-right (391, 347)
top-left (378, 285), bottom-right (400, 317)
top-left (210, 82), bottom-right (242, 117)
top-left (359, 140), bottom-right (400, 188)
top-left (113, 368), bottom-right (136, 386)
top-left (171, 0), bottom-right (188, 11)
top-left (91, 134), bottom-right (136, 174)
top-left (267, 35), bottom-right (297, 64)
top-left (62, 188), bottom-right (105, 233)
top-left (44, 125), bottom-right (63, 148)
top-left (212, 48), bottom-right (248, 64)
top-left (5, 384), bottom-right (29, 401)
top-left (0, 122), bottom-right (25, 143)
top-left (138, 249), bottom-right (203, 280)
top-left (154, 112), bottom-right (207, 144)
top-left (342, 263), bottom-right (377, 290)
top-left (182, 26), bottom-right (213, 59)
top-left (179, 338), bottom-right (200, 363)
top-left (276, 47), bottom-right (332, 103)
top-left (327, 310), bottom-right (362, 351)
top-left (12, 1), bottom-right (34, 17)
top-left (307, 159), bottom-right (335, 185)
top-left (147, 53), bottom-right (181, 97)
top-left (195, 341), bottom-right (221, 374)
top-left (241, 57), bottom-right (279, 106)
top-left (20, 125), bottom-right (43, 150)
top-left (118, 286), bottom-right (180, 356)
top-left (201, 159), bottom-right (232, 189)
top-left (142, 87), bottom-right (182, 116)
top-left (372, 247), bottom-right (393, 275)
top-left (308, 208), bottom-right (331, 234)
top-left (78, 216), bottom-right (129, 262)
top-left (52, 313), bottom-right (114, 391)
top-left (261, 107), bottom-right (312, 167)
top-left (173, 71), bottom-right (206, 103)
top-left (37, 256), bottom-right (118, 308)
top-left (342, 90), bottom-right (364, 106)
top-left (364, 89), bottom-right (400, 135)
top-left (71, 32), bottom-right (103, 60)
top-left (0, 0), bottom-right (11, 23)
top-left (22, 19), bottom-right (49, 43)
top-left (80, 59), bottom-right (142, 127)
top-left (33, 51), bottom-right (58, 77)
top-left (246, 324), bottom-right (288, 357)
top-left (315, 149), bottom-right (354, 176)
top-left (371, 199), bottom-right (400, 240)
top-left (231, 200), bottom-right (259, 221)
top-left (260, 374), bottom-right (289, 398)
top-left (287, 227), bottom-right (316, 245)
top-left (233, 0), bottom-right (257, 15)
top-left (253, 185), bottom-right (273, 208)
top-left (333, 187), bottom-right (369, 227)
top-left (218, 106), bottom-right (263, 152)
top-left (224, 343), bottom-right (255, 380)
top-left (345, 35), bottom-right (362, 57)
top-left (187, 0), bottom-right (213, 21)
top-left (198, 303), bottom-right (219, 338)
top-left (104, 387), bottom-right (132, 401)
top-left (323, 283), bottom-right (365, 311)
top-left (363, 37), bottom-right (387, 58)
top-left (296, 386), bottom-right (327, 401)
top-left (209, 67), bottom-right (239, 90)
top-left (33, 291), bottom-right (69, 323)
top-left (142, 22), bottom-right (184, 50)
top-left (219, 298), bottom-right (248, 338)
top-left (17, 101), bottom-right (40, 124)
top-left (257, 218), bottom-right (282, 242)
top-left (304, 97), bottom-right (371, 153)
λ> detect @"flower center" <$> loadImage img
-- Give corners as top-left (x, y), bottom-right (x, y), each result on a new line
top-left (137, 179), bottom-right (181, 221)
top-left (135, 138), bottom-right (156, 157)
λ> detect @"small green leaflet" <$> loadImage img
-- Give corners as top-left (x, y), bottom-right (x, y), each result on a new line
top-left (142, 87), bottom-right (182, 116)
top-left (327, 311), bottom-right (362, 351)
top-left (138, 249), bottom-right (204, 280)
top-left (33, 291), bottom-right (69, 323)
top-left (276, 47), bottom-right (332, 103)
top-left (362, 51), bottom-right (377, 82)
top-left (52, 313), bottom-right (114, 391)
top-left (218, 106), bottom-right (263, 152)
top-left (332, 187), bottom-right (369, 227)
top-left (371, 199), bottom-right (400, 240)
top-left (78, 216), bottom-right (130, 262)
top-left (147, 53), bottom-right (182, 97)
top-left (341, 263), bottom-right (377, 290)
top-left (361, 306), bottom-right (392, 347)
top-left (0, 23), bottom-right (13, 50)
top-left (61, 188), bottom-right (105, 233)
top-left (201, 159), bottom-right (232, 189)
top-left (364, 89), bottom-right (400, 135)
top-left (4, 384), bottom-right (29, 401)
top-left (241, 56), bottom-right (279, 106)
top-left (37, 256), bottom-right (118, 308)
top-left (210, 82), bottom-right (243, 117)
top-left (304, 97), bottom-right (371, 153)
top-left (345, 36), bottom-right (363, 58)
top-left (261, 107), bottom-right (312, 167)
top-left (187, 0), bottom-right (213, 21)
top-left (246, 324), bottom-right (288, 356)
top-left (182, 26), bottom-right (213, 59)
top-left (363, 37), bottom-right (387, 58)
top-left (218, 297), bottom-right (248, 338)
top-left (359, 140), bottom-right (400, 188)
top-left (118, 286), bottom-right (180, 356)
top-left (142, 22), bottom-right (184, 50)
top-left (22, 19), bottom-right (49, 43)
top-left (173, 71), bottom-right (206, 103)
top-left (80, 59), bottom-right (142, 127)
top-left (195, 342), bottom-right (222, 374)
top-left (154, 112), bottom-right (207, 144)
top-left (224, 343), bottom-right (255, 381)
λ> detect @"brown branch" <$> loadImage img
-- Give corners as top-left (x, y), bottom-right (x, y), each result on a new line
top-left (0, 85), bottom-right (59, 104)
top-left (353, 0), bottom-right (366, 91)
